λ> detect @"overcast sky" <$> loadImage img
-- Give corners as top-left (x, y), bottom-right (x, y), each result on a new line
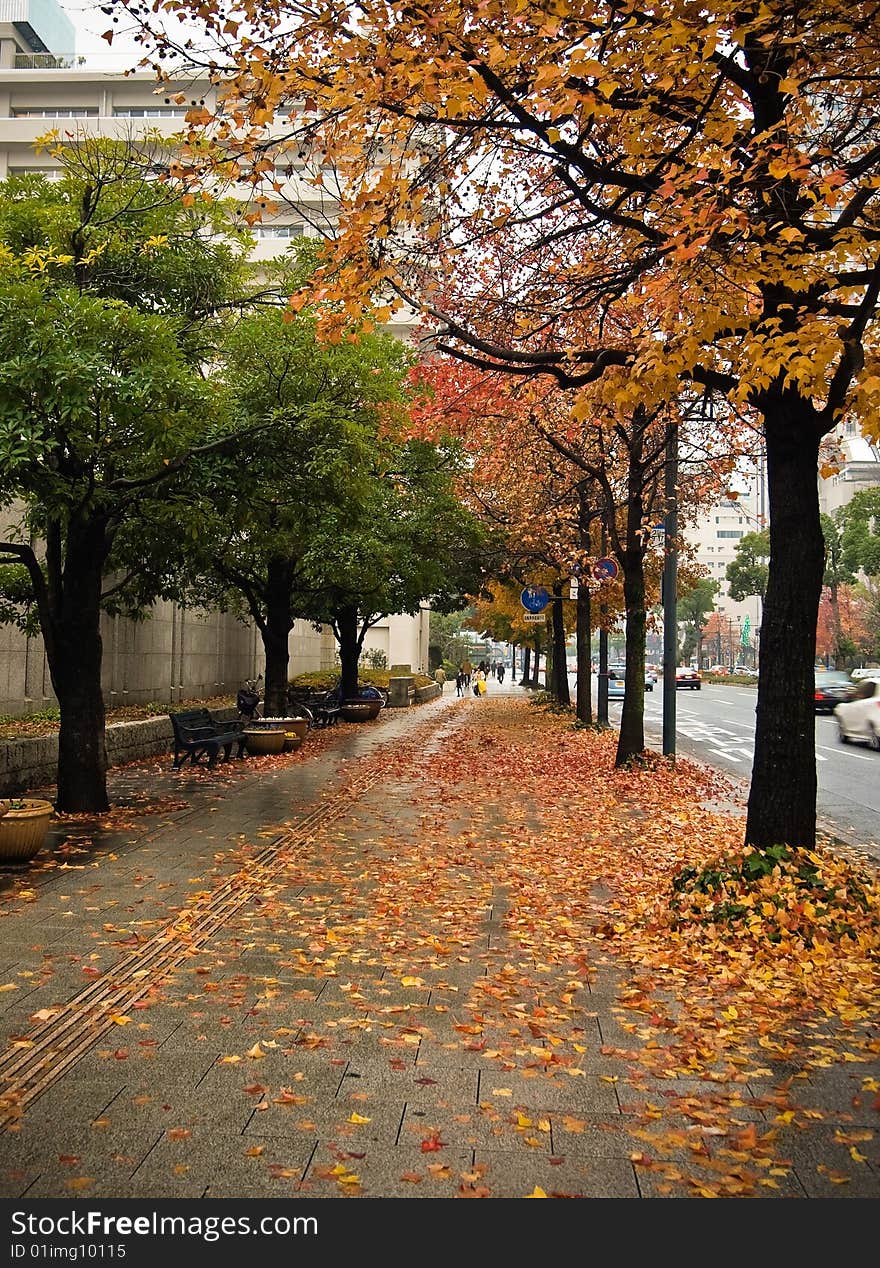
top-left (65, 1), bottom-right (199, 66)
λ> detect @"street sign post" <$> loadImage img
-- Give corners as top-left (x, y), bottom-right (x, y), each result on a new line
top-left (522, 612), bottom-right (547, 623)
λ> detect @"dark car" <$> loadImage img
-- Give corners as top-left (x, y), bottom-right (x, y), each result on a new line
top-left (814, 670), bottom-right (855, 714)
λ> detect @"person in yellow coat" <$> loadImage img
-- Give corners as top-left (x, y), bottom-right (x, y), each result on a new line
top-left (474, 668), bottom-right (488, 696)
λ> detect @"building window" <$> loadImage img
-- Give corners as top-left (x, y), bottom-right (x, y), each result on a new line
top-left (717, 530), bottom-right (744, 539)
top-left (112, 107), bottom-right (189, 117)
top-left (6, 167), bottom-right (64, 181)
top-left (12, 108), bottom-right (99, 118)
top-left (251, 224), bottom-right (304, 238)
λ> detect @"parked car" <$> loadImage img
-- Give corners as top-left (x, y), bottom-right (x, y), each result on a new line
top-left (675, 666), bottom-right (701, 690)
top-left (707, 663), bottom-right (728, 675)
top-left (814, 669), bottom-right (855, 714)
top-left (834, 679), bottom-right (880, 749)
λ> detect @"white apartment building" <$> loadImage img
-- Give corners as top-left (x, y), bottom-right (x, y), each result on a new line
top-left (819, 420), bottom-right (880, 518)
top-left (686, 467), bottom-right (765, 665)
top-left (0, 0), bottom-right (429, 713)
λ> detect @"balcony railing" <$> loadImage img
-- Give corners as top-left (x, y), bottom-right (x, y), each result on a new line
top-left (13, 55), bottom-right (82, 69)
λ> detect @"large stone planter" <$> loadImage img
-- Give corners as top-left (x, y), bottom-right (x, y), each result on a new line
top-left (340, 700), bottom-right (382, 722)
top-left (243, 728), bottom-right (286, 756)
top-left (0, 798), bottom-right (54, 864)
top-left (259, 717), bottom-right (308, 750)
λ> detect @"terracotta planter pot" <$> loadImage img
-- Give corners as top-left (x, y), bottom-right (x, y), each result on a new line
top-left (0, 798), bottom-right (54, 864)
top-left (243, 728), bottom-right (286, 755)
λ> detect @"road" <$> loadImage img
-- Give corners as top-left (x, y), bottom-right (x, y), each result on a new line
top-left (602, 680), bottom-right (880, 857)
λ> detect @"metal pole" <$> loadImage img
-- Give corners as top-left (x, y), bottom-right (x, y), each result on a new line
top-left (662, 421), bottom-right (678, 757)
top-left (597, 518), bottom-right (609, 726)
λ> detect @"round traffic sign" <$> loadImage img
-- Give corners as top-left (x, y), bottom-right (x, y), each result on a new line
top-left (520, 584), bottom-right (551, 613)
top-left (592, 557), bottom-right (619, 582)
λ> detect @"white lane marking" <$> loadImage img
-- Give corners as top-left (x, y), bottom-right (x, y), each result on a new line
top-left (816, 744), bottom-right (875, 763)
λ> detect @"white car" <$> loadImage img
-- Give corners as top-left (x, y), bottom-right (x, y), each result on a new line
top-left (851, 666), bottom-right (880, 682)
top-left (834, 680), bottom-right (880, 750)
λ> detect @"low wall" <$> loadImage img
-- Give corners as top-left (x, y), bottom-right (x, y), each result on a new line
top-left (0, 708), bottom-right (240, 797)
top-left (414, 683), bottom-right (442, 703)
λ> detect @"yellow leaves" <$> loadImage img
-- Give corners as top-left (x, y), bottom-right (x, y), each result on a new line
top-left (849, 1146), bottom-right (868, 1164)
top-left (525, 1186), bottom-right (548, 1197)
top-left (109, 1014), bottom-right (131, 1026)
top-left (0, 983), bottom-right (18, 993)
top-left (348, 1112), bottom-right (372, 1124)
top-left (330, 1163), bottom-right (360, 1186)
top-left (400, 976), bottom-right (425, 987)
top-left (246, 1043), bottom-right (266, 1059)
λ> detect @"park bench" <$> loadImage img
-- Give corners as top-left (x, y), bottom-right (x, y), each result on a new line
top-left (168, 709), bottom-right (248, 769)
top-left (286, 687), bottom-right (342, 728)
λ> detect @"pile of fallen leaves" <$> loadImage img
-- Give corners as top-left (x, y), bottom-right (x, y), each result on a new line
top-left (666, 843), bottom-right (879, 951)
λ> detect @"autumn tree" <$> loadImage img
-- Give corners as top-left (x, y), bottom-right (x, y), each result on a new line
top-left (128, 1), bottom-right (880, 847)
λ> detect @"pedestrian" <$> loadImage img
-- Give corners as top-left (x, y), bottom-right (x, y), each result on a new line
top-left (497, 663), bottom-right (505, 685)
top-left (455, 670), bottom-right (466, 697)
top-left (462, 659), bottom-right (472, 687)
top-left (434, 665), bottom-right (447, 691)
top-left (474, 666), bottom-right (488, 696)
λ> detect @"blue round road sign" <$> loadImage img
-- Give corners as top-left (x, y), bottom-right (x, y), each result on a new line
top-left (592, 557), bottom-right (619, 582)
top-left (520, 585), bottom-right (551, 613)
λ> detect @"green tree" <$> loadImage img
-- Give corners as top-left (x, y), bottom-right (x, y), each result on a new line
top-left (820, 512), bottom-right (856, 668)
top-left (726, 532), bottom-right (771, 605)
top-left (163, 296), bottom-right (417, 717)
top-left (0, 140), bottom-right (253, 811)
top-left (678, 577), bottom-right (718, 666)
top-left (298, 439), bottom-right (487, 698)
top-left (839, 489), bottom-right (880, 583)
top-left (429, 607), bottom-right (476, 670)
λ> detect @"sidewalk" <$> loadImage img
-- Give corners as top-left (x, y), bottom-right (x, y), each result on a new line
top-left (0, 692), bottom-right (877, 1199)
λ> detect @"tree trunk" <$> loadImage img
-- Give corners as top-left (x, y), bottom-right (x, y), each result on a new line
top-left (551, 582), bottom-right (570, 704)
top-left (576, 584), bottom-right (592, 723)
top-left (521, 645), bottom-right (531, 686)
top-left (615, 545), bottom-right (647, 766)
top-left (262, 555), bottom-right (296, 716)
top-left (50, 522), bottom-right (110, 813)
top-left (532, 640), bottom-right (541, 687)
top-left (746, 399), bottom-right (824, 849)
top-left (336, 605), bottom-right (361, 698)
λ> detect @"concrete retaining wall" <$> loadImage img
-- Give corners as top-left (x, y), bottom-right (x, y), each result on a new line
top-left (414, 683), bottom-right (442, 703)
top-left (0, 708), bottom-right (241, 796)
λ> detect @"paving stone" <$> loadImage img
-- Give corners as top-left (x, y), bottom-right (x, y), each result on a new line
top-left (472, 1147), bottom-right (640, 1198)
top-left (298, 1142), bottom-right (473, 1198)
top-left (2, 1126), bottom-right (163, 1198)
